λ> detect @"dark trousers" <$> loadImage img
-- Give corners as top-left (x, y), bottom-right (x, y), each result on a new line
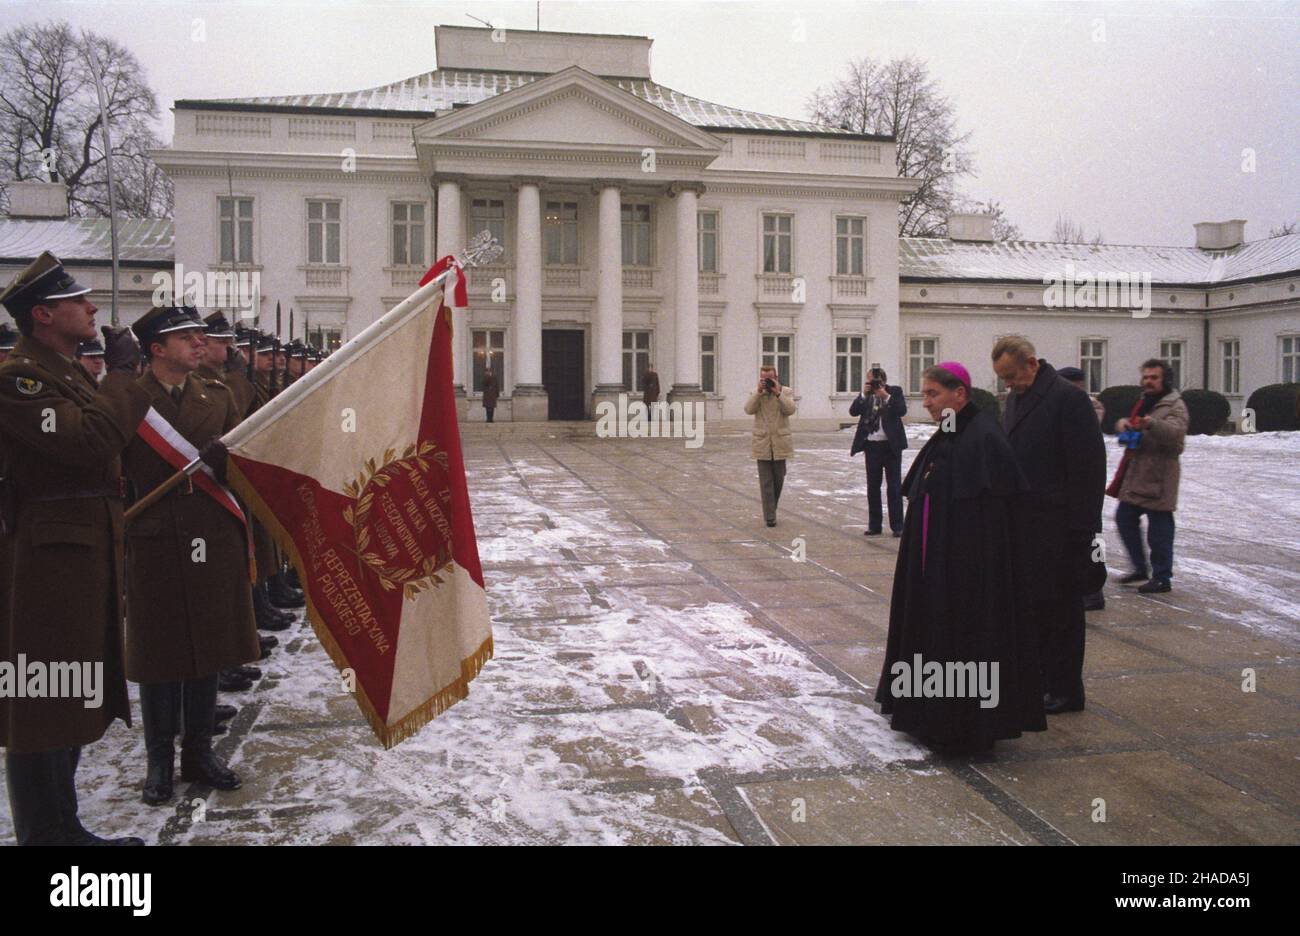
top-left (4, 746), bottom-right (83, 845)
top-left (140, 675), bottom-right (219, 758)
top-left (864, 441), bottom-right (904, 533)
top-left (1116, 501), bottom-right (1175, 582)
top-left (485, 406), bottom-right (494, 423)
top-left (1039, 594), bottom-right (1086, 704)
top-left (757, 459), bottom-right (787, 523)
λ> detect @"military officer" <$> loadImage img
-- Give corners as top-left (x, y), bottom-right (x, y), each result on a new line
top-left (0, 251), bottom-right (151, 845)
top-left (121, 305), bottom-right (262, 805)
top-left (199, 311), bottom-right (256, 417)
top-left (76, 338), bottom-right (106, 383)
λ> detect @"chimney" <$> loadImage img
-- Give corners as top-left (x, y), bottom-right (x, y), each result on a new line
top-left (6, 180), bottom-right (69, 220)
top-left (947, 212), bottom-right (995, 243)
top-left (1193, 219), bottom-right (1246, 250)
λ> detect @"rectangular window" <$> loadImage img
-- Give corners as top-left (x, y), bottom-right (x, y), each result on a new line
top-left (391, 202), bottom-right (426, 267)
top-left (307, 200), bottom-right (341, 265)
top-left (219, 197), bottom-right (253, 264)
top-left (1160, 339), bottom-right (1186, 391)
top-left (836, 217), bottom-right (866, 276)
top-left (472, 329), bottom-right (505, 393)
top-left (1281, 335), bottom-right (1300, 384)
top-left (1080, 339), bottom-right (1107, 393)
top-left (622, 331), bottom-right (652, 391)
top-left (621, 203), bottom-right (652, 267)
top-left (908, 337), bottom-right (938, 393)
top-left (762, 214), bottom-right (792, 274)
top-left (698, 211), bottom-right (718, 273)
top-left (761, 334), bottom-right (792, 387)
top-left (543, 201), bottom-right (578, 265)
top-left (700, 333), bottom-right (717, 394)
top-left (308, 326), bottom-right (342, 353)
top-left (1222, 339), bottom-right (1240, 394)
top-left (835, 335), bottom-right (866, 394)
top-left (470, 199), bottom-right (507, 256)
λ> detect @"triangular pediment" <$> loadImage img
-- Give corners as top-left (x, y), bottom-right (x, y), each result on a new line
top-left (414, 66), bottom-right (723, 153)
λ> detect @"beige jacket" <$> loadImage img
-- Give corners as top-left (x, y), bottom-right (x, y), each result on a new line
top-left (745, 386), bottom-right (796, 460)
top-left (1118, 390), bottom-right (1188, 512)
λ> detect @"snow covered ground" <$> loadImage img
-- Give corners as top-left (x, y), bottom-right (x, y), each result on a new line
top-left (0, 425), bottom-right (1295, 845)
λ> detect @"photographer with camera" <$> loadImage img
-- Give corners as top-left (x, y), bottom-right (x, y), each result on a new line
top-left (849, 367), bottom-right (908, 537)
top-left (1106, 359), bottom-right (1188, 595)
top-left (744, 364), bottom-right (796, 527)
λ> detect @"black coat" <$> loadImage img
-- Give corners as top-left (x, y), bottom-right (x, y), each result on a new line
top-left (849, 384), bottom-right (908, 456)
top-left (1001, 361), bottom-right (1106, 600)
top-left (875, 404), bottom-right (1045, 749)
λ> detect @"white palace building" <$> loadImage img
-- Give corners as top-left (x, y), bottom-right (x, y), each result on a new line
top-left (3, 25), bottom-right (1297, 424)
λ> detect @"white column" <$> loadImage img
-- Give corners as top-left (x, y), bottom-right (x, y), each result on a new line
top-left (671, 183), bottom-right (702, 394)
top-left (436, 177), bottom-right (465, 390)
top-left (593, 182), bottom-right (624, 398)
top-left (511, 178), bottom-right (547, 420)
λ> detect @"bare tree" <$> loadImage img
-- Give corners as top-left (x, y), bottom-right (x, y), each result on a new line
top-left (0, 20), bottom-right (172, 217)
top-left (1268, 220), bottom-right (1297, 237)
top-left (1051, 212), bottom-right (1104, 245)
top-left (808, 56), bottom-right (975, 236)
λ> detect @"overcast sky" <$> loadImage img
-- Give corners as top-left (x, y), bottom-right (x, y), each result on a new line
top-left (3, 0), bottom-right (1296, 245)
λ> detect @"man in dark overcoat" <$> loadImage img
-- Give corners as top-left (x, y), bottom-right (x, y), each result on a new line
top-left (993, 336), bottom-right (1106, 714)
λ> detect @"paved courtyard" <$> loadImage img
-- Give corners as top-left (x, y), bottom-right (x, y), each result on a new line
top-left (3, 421), bottom-right (1298, 845)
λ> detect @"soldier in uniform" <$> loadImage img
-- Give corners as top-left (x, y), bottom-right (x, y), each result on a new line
top-left (121, 305), bottom-right (261, 805)
top-left (199, 312), bottom-right (256, 417)
top-left (0, 251), bottom-right (151, 845)
top-left (75, 338), bottom-right (106, 383)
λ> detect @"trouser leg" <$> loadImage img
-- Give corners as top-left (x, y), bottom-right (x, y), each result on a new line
top-left (771, 459), bottom-right (786, 506)
top-left (1147, 510), bottom-right (1176, 582)
top-left (865, 445), bottom-right (884, 532)
top-left (140, 681), bottom-right (181, 758)
top-left (5, 748), bottom-right (72, 845)
top-left (1041, 595), bottom-right (1087, 704)
top-left (181, 674), bottom-right (219, 756)
top-left (757, 460), bottom-right (778, 523)
top-left (1115, 501), bottom-right (1149, 575)
top-left (884, 448), bottom-right (904, 533)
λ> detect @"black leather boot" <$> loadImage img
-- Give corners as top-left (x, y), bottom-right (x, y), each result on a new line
top-left (139, 683), bottom-right (179, 806)
top-left (215, 703), bottom-right (238, 723)
top-left (252, 584), bottom-right (292, 631)
top-left (218, 669), bottom-right (253, 692)
top-left (259, 634), bottom-right (279, 651)
top-left (180, 675), bottom-right (242, 791)
top-left (285, 566), bottom-right (302, 590)
top-left (232, 664), bottom-right (262, 681)
top-left (267, 571), bottom-right (305, 609)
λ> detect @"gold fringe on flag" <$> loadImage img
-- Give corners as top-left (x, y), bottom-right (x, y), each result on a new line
top-left (227, 459), bottom-right (493, 749)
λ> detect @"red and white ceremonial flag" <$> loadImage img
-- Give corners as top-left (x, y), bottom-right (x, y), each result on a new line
top-left (221, 253), bottom-right (491, 748)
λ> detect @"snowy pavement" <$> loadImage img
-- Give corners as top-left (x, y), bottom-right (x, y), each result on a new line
top-left (1, 423), bottom-right (1297, 845)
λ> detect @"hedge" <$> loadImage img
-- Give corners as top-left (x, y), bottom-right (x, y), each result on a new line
top-left (1098, 385), bottom-right (1142, 434)
top-left (1181, 388), bottom-right (1231, 435)
top-left (1244, 383), bottom-right (1300, 432)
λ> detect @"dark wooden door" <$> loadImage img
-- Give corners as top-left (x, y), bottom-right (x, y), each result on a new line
top-left (542, 329), bottom-right (585, 420)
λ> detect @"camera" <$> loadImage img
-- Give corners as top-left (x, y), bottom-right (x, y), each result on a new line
top-left (762, 377), bottom-right (776, 392)
top-left (1117, 428), bottom-right (1143, 450)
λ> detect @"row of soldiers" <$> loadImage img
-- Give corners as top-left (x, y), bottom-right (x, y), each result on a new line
top-left (0, 251), bottom-right (320, 845)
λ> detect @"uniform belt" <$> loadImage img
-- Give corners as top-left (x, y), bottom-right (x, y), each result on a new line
top-left (24, 478), bottom-right (127, 502)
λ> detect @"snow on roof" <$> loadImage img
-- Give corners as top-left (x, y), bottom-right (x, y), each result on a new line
top-left (899, 233), bottom-right (1300, 286)
top-left (178, 67), bottom-right (861, 136)
top-left (0, 218), bottom-right (173, 264)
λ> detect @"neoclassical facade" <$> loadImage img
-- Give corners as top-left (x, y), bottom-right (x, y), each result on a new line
top-left (155, 25), bottom-right (916, 422)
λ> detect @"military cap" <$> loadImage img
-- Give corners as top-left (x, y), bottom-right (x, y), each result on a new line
top-left (0, 322), bottom-right (18, 351)
top-left (0, 251), bottom-right (91, 318)
top-left (203, 311), bottom-right (236, 338)
top-left (254, 332), bottom-right (275, 353)
top-left (76, 338), bottom-right (106, 358)
top-left (132, 305), bottom-right (206, 350)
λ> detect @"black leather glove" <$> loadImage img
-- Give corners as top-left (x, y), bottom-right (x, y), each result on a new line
top-left (199, 438), bottom-right (229, 484)
top-left (101, 325), bottom-right (141, 374)
top-left (224, 345), bottom-right (247, 374)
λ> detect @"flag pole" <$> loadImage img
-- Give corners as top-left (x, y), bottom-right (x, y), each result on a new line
top-left (124, 457), bottom-right (202, 524)
top-left (83, 34), bottom-right (120, 327)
